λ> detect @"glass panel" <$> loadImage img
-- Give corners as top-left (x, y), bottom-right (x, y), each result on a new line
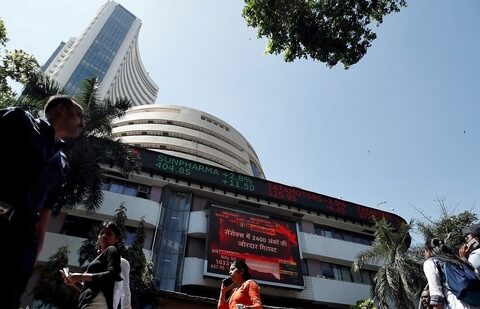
top-left (341, 266), bottom-right (352, 282)
top-left (332, 266), bottom-right (343, 280)
top-left (320, 263), bottom-right (334, 279)
top-left (361, 271), bottom-right (373, 285)
top-left (332, 230), bottom-right (343, 240)
top-left (351, 269), bottom-right (363, 283)
top-left (64, 6), bottom-right (135, 94)
top-left (109, 180), bottom-right (124, 194)
top-left (123, 183), bottom-right (137, 196)
top-left (153, 188), bottom-right (192, 291)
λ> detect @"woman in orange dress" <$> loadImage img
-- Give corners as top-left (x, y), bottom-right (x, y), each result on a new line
top-left (217, 260), bottom-right (262, 309)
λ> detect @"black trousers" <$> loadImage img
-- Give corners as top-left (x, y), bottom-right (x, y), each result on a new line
top-left (0, 221), bottom-right (37, 309)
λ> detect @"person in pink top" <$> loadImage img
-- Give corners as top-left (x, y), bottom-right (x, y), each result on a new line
top-left (217, 260), bottom-right (262, 309)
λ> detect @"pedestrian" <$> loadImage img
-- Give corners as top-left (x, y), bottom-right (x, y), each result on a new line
top-left (61, 221), bottom-right (122, 309)
top-left (0, 95), bottom-right (84, 308)
top-left (419, 285), bottom-right (432, 309)
top-left (423, 238), bottom-right (480, 309)
top-left (459, 223), bottom-right (480, 274)
top-left (217, 260), bottom-right (262, 309)
top-left (113, 257), bottom-right (132, 309)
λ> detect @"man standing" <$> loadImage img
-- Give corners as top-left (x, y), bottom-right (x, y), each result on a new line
top-left (459, 223), bottom-right (480, 274)
top-left (0, 95), bottom-right (84, 308)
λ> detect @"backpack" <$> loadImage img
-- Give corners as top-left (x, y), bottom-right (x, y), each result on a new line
top-left (433, 258), bottom-right (480, 306)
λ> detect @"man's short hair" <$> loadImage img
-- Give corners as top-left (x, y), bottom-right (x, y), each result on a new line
top-left (463, 223), bottom-right (480, 238)
top-left (44, 95), bottom-right (81, 115)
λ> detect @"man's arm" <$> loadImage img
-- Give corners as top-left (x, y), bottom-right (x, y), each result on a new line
top-left (36, 208), bottom-right (52, 256)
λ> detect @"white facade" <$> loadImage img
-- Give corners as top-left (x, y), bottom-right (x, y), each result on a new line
top-left (42, 0), bottom-right (158, 106)
top-left (25, 151), bottom-right (401, 308)
top-left (112, 104), bottom-right (265, 178)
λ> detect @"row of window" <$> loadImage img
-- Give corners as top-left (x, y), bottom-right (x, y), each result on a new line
top-left (101, 178), bottom-right (151, 199)
top-left (319, 262), bottom-right (375, 285)
top-left (312, 224), bottom-right (374, 245)
top-left (60, 215), bottom-right (138, 246)
top-left (301, 260), bottom-right (375, 285)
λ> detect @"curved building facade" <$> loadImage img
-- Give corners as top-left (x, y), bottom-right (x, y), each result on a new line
top-left (42, 0), bottom-right (158, 105)
top-left (112, 104), bottom-right (265, 178)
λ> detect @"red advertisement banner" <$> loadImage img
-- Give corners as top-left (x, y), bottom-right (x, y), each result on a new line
top-left (206, 207), bottom-right (304, 288)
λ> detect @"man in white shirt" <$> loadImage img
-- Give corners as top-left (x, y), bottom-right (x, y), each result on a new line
top-left (459, 223), bottom-right (480, 274)
top-left (113, 257), bottom-right (132, 309)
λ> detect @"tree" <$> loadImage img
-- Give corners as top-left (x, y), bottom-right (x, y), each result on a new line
top-left (16, 76), bottom-right (140, 212)
top-left (78, 206), bottom-right (153, 308)
top-left (242, 0), bottom-right (407, 68)
top-left (352, 219), bottom-right (425, 309)
top-left (416, 196), bottom-right (478, 250)
top-left (31, 246), bottom-right (78, 308)
top-left (124, 218), bottom-right (154, 308)
top-left (0, 17), bottom-right (40, 106)
top-left (350, 298), bottom-right (378, 309)
top-left (78, 203), bottom-right (129, 265)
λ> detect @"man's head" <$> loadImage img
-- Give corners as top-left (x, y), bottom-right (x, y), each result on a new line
top-left (463, 223), bottom-right (480, 242)
top-left (44, 95), bottom-right (84, 140)
top-left (421, 289), bottom-right (430, 307)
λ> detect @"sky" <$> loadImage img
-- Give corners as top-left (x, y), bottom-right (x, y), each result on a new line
top-left (1, 0), bottom-right (479, 242)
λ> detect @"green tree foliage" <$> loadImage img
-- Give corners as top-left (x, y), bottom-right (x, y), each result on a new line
top-left (78, 203), bottom-right (129, 265)
top-left (125, 218), bottom-right (154, 308)
top-left (78, 206), bottom-right (153, 308)
top-left (17, 76), bottom-right (139, 212)
top-left (353, 219), bottom-right (425, 309)
top-left (242, 0), bottom-right (407, 68)
top-left (32, 246), bottom-right (78, 308)
top-left (350, 298), bottom-right (378, 309)
top-left (0, 17), bottom-right (40, 106)
top-left (1, 20), bottom-right (139, 209)
top-left (416, 197), bottom-right (478, 250)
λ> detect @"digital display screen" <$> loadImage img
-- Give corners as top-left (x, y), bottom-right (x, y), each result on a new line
top-left (205, 207), bottom-right (304, 289)
top-left (136, 148), bottom-right (405, 225)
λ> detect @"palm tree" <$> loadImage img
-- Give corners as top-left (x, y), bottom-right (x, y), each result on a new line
top-left (352, 219), bottom-right (425, 309)
top-left (17, 74), bottom-right (139, 211)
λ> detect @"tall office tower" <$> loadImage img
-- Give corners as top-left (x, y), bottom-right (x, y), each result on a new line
top-left (42, 0), bottom-right (158, 106)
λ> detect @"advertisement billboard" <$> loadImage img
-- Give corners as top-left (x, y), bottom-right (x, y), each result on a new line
top-left (137, 148), bottom-right (405, 226)
top-left (205, 207), bottom-right (304, 289)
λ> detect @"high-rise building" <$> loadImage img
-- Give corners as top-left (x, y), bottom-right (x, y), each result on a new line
top-left (23, 2), bottom-right (408, 308)
top-left (42, 0), bottom-right (158, 106)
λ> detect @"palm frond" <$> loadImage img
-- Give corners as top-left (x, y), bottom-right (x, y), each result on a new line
top-left (87, 136), bottom-right (140, 176)
top-left (353, 249), bottom-right (379, 271)
top-left (78, 76), bottom-right (100, 108)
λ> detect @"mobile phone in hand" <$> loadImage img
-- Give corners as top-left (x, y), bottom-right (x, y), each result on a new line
top-left (222, 277), bottom-right (233, 287)
top-left (62, 267), bottom-right (70, 276)
top-left (467, 238), bottom-right (480, 251)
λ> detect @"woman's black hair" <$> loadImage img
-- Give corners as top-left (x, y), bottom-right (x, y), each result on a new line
top-left (232, 260), bottom-right (252, 280)
top-left (424, 238), bottom-right (469, 268)
top-left (99, 220), bottom-right (121, 238)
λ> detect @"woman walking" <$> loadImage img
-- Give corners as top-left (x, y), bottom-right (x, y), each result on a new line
top-left (62, 221), bottom-right (122, 309)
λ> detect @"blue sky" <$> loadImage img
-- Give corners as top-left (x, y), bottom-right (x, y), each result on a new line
top-left (2, 0), bottom-right (479, 241)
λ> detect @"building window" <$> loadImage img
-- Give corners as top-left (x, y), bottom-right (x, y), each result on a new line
top-left (101, 178), bottom-right (151, 200)
top-left (313, 224), bottom-right (373, 246)
top-left (301, 259), bottom-right (309, 276)
top-left (319, 261), bottom-right (375, 285)
top-left (153, 189), bottom-right (192, 291)
top-left (319, 262), bottom-right (335, 279)
top-left (250, 161), bottom-right (260, 177)
top-left (61, 215), bottom-right (101, 238)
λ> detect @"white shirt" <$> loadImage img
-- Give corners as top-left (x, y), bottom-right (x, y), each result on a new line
top-left (468, 248), bottom-right (480, 275)
top-left (113, 257), bottom-right (132, 309)
top-left (423, 258), bottom-right (479, 309)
